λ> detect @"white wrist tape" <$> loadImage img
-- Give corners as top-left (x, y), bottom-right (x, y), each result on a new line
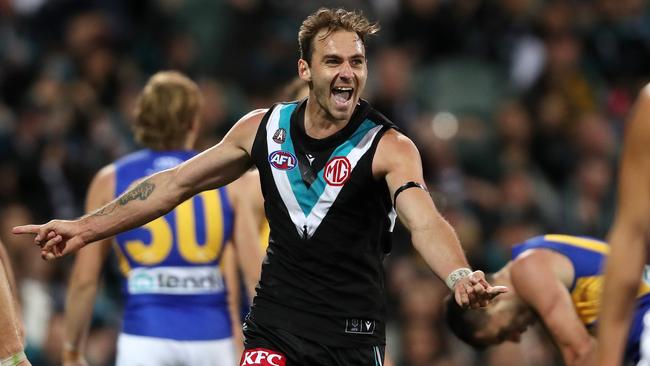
top-left (1, 351), bottom-right (26, 366)
top-left (445, 268), bottom-right (472, 290)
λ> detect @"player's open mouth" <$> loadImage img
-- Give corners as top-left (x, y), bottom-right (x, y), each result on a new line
top-left (332, 86), bottom-right (353, 106)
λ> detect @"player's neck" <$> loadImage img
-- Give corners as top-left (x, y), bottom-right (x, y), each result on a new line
top-left (304, 99), bottom-right (349, 139)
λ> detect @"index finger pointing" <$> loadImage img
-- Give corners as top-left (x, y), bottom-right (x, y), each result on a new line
top-left (12, 225), bottom-right (42, 235)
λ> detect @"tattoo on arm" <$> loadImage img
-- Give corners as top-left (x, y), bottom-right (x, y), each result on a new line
top-left (91, 180), bottom-right (156, 217)
top-left (117, 180), bottom-right (156, 206)
top-left (93, 203), bottom-right (117, 217)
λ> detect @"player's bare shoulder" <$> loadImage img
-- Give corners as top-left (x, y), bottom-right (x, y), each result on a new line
top-left (93, 163), bottom-right (116, 182)
top-left (87, 164), bottom-right (117, 204)
top-left (633, 86), bottom-right (650, 135)
top-left (227, 109), bottom-right (268, 154)
top-left (511, 248), bottom-right (574, 287)
top-left (372, 129), bottom-right (421, 178)
top-left (237, 109), bottom-right (268, 131)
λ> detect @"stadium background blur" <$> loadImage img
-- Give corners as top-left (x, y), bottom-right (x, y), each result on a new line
top-left (0, 0), bottom-right (648, 365)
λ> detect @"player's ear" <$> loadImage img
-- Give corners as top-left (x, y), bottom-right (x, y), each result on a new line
top-left (298, 59), bottom-right (311, 82)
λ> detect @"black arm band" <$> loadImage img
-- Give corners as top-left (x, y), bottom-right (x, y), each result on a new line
top-left (393, 181), bottom-right (428, 205)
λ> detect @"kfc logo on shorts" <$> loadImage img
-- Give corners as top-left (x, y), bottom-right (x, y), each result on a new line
top-left (324, 157), bottom-right (351, 186)
top-left (240, 348), bottom-right (286, 366)
top-left (268, 150), bottom-right (296, 170)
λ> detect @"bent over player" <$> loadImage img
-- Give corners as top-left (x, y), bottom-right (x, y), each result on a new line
top-left (15, 8), bottom-right (505, 366)
top-left (447, 234), bottom-right (650, 366)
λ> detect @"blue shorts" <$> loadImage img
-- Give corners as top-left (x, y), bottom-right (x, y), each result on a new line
top-left (625, 293), bottom-right (650, 363)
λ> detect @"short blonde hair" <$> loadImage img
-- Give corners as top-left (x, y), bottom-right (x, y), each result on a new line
top-left (132, 71), bottom-right (203, 150)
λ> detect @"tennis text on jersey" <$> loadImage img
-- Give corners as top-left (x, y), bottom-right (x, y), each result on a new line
top-left (240, 349), bottom-right (286, 366)
top-left (324, 156), bottom-right (351, 186)
top-left (127, 266), bottom-right (224, 295)
top-left (268, 150), bottom-right (296, 170)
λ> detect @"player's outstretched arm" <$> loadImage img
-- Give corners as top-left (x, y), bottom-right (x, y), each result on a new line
top-left (373, 130), bottom-right (506, 308)
top-left (597, 86), bottom-right (650, 366)
top-left (511, 250), bottom-right (595, 366)
top-left (12, 110), bottom-right (265, 260)
top-left (63, 165), bottom-right (115, 366)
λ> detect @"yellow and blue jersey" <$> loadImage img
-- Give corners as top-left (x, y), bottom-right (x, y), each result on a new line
top-left (260, 220), bottom-right (270, 250)
top-left (512, 234), bottom-right (650, 327)
top-left (113, 149), bottom-right (234, 341)
top-left (512, 234), bottom-right (650, 362)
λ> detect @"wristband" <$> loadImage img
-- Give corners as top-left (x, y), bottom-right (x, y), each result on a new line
top-left (0, 351), bottom-right (26, 366)
top-left (445, 268), bottom-right (472, 290)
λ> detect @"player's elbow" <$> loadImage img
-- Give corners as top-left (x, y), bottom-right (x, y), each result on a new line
top-left (407, 217), bottom-right (438, 248)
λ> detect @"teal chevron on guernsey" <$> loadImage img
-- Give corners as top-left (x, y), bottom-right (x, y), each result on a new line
top-left (266, 103), bottom-right (383, 238)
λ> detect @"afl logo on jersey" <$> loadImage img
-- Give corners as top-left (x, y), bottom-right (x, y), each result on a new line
top-left (272, 128), bottom-right (287, 144)
top-left (324, 157), bottom-right (351, 186)
top-left (268, 150), bottom-right (297, 170)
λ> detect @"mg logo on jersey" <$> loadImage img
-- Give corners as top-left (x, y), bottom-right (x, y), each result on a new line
top-left (324, 156), bottom-right (351, 186)
top-left (268, 150), bottom-right (296, 170)
top-left (240, 348), bottom-right (286, 366)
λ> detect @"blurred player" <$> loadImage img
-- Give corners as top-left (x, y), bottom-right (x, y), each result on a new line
top-left (598, 84), bottom-right (650, 366)
top-left (62, 71), bottom-right (260, 366)
top-left (0, 239), bottom-right (30, 365)
top-left (447, 234), bottom-right (650, 366)
top-left (227, 78), bottom-right (309, 305)
top-left (243, 77), bottom-right (310, 253)
top-left (15, 8), bottom-right (505, 365)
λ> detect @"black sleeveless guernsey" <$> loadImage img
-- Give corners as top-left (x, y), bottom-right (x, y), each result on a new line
top-left (249, 99), bottom-right (398, 347)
